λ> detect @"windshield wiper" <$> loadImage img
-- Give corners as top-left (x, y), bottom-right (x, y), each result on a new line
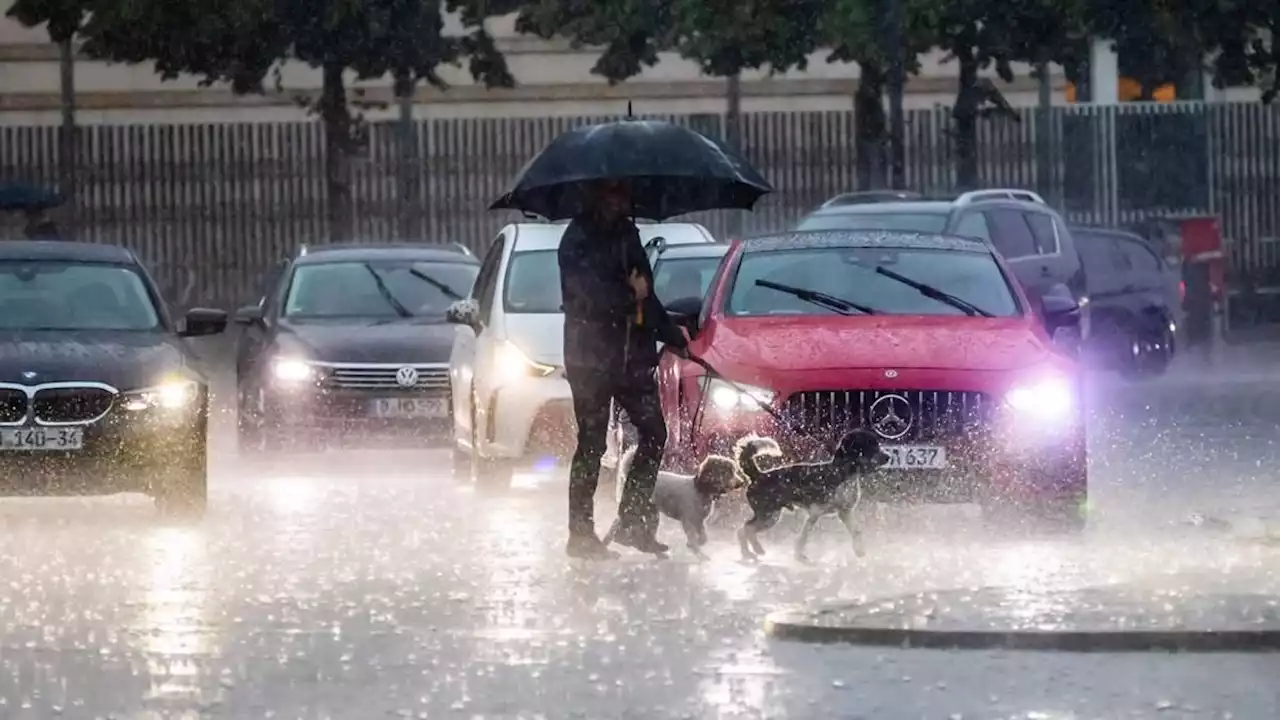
top-left (363, 264), bottom-right (413, 318)
top-left (407, 268), bottom-right (463, 300)
top-left (873, 266), bottom-right (993, 317)
top-left (755, 279), bottom-right (878, 315)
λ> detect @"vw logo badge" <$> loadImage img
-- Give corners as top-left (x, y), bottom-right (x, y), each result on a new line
top-left (395, 367), bottom-right (419, 387)
top-left (20, 371), bottom-right (36, 381)
top-left (868, 393), bottom-right (913, 440)
top-left (884, 369), bottom-right (898, 379)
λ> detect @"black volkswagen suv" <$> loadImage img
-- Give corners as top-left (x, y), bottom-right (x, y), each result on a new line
top-left (0, 241), bottom-right (227, 513)
top-left (234, 244), bottom-right (480, 451)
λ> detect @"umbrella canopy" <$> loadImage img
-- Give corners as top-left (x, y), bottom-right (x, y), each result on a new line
top-left (490, 119), bottom-right (773, 221)
top-left (0, 182), bottom-right (63, 212)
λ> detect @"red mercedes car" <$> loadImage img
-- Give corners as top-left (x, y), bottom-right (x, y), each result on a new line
top-left (637, 229), bottom-right (1088, 528)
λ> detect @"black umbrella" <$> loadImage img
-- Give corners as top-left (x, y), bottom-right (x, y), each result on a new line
top-left (490, 119), bottom-right (773, 221)
top-left (0, 182), bottom-right (63, 212)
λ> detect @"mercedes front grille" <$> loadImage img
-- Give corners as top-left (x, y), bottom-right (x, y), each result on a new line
top-left (321, 363), bottom-right (450, 392)
top-left (784, 389), bottom-right (993, 442)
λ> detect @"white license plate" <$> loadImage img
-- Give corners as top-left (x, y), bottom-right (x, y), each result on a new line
top-left (369, 398), bottom-right (447, 419)
top-left (0, 427), bottom-right (84, 451)
top-left (882, 445), bottom-right (947, 469)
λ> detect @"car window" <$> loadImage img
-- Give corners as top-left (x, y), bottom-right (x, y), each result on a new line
top-left (1118, 238), bottom-right (1162, 278)
top-left (953, 212), bottom-right (993, 242)
top-left (473, 234), bottom-right (505, 319)
top-left (283, 261), bottom-right (478, 319)
top-left (503, 249), bottom-right (561, 313)
top-left (0, 261), bottom-right (160, 330)
top-left (1107, 238), bottom-right (1133, 273)
top-left (984, 209), bottom-right (1039, 259)
top-left (653, 255), bottom-right (725, 302)
top-left (795, 212), bottom-right (949, 233)
top-left (1075, 233), bottom-right (1115, 282)
top-left (1024, 212), bottom-right (1060, 254)
top-left (726, 246), bottom-right (1019, 317)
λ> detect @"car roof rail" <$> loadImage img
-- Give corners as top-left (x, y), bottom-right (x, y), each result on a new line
top-left (820, 190), bottom-right (924, 208)
top-left (954, 188), bottom-right (1045, 205)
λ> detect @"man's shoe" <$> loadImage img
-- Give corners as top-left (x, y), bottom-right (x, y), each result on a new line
top-left (566, 534), bottom-right (620, 560)
top-left (612, 525), bottom-right (669, 555)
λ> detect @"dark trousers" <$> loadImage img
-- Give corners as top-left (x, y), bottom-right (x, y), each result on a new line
top-left (565, 365), bottom-right (667, 538)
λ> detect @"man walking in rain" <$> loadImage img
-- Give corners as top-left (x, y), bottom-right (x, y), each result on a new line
top-left (559, 179), bottom-right (689, 560)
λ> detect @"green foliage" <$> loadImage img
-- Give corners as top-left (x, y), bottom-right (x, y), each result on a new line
top-left (669, 0), bottom-right (825, 77)
top-left (7, 0), bottom-right (87, 42)
top-left (11, 0), bottom-right (515, 95)
top-left (515, 0), bottom-right (676, 83)
top-left (1197, 0), bottom-right (1280, 102)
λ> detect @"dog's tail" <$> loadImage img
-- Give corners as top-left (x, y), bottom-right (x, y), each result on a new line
top-left (732, 435), bottom-right (782, 483)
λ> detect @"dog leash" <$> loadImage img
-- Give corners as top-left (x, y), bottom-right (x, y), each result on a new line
top-left (683, 352), bottom-right (825, 444)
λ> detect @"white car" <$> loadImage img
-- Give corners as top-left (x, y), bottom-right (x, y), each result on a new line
top-left (445, 220), bottom-right (716, 486)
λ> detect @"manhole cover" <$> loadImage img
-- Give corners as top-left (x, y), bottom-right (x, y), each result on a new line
top-left (765, 586), bottom-right (1280, 652)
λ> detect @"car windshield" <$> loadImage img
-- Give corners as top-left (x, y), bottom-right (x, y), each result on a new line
top-left (796, 212), bottom-right (949, 233)
top-left (0, 260), bottom-right (160, 330)
top-left (726, 246), bottom-right (1019, 317)
top-left (504, 247), bottom-right (719, 313)
top-left (284, 260), bottom-right (478, 319)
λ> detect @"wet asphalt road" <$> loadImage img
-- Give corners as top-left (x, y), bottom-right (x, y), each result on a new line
top-left (0, 360), bottom-right (1278, 719)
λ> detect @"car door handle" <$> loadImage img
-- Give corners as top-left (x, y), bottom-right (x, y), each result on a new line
top-left (1040, 266), bottom-right (1052, 277)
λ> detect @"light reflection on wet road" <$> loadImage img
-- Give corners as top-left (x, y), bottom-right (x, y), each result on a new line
top-left (0, 371), bottom-right (1276, 718)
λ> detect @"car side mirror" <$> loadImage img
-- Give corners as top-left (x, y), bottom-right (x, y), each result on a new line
top-left (1038, 285), bottom-right (1081, 331)
top-left (234, 304), bottom-right (264, 327)
top-left (180, 307), bottom-right (229, 337)
top-left (446, 299), bottom-right (481, 329)
top-left (665, 296), bottom-right (703, 336)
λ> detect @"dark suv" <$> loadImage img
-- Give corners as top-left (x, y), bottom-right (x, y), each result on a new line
top-left (797, 189), bottom-right (1084, 306)
top-left (1069, 225), bottom-right (1180, 378)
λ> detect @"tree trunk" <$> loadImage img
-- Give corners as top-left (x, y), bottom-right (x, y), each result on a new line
top-left (725, 73), bottom-right (743, 238)
top-left (58, 38), bottom-right (76, 238)
top-left (394, 68), bottom-right (418, 241)
top-left (952, 50), bottom-right (980, 190)
top-left (320, 62), bottom-right (354, 243)
top-left (855, 63), bottom-right (887, 190)
top-left (1035, 52), bottom-right (1054, 202)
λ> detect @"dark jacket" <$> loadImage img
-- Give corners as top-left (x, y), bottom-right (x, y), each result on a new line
top-left (559, 213), bottom-right (687, 373)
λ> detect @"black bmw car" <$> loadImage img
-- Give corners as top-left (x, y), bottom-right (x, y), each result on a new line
top-left (234, 243), bottom-right (480, 451)
top-left (0, 241), bottom-right (227, 513)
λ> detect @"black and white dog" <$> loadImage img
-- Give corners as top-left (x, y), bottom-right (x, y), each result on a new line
top-left (734, 430), bottom-right (890, 563)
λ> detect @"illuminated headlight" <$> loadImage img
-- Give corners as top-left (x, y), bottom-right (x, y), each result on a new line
top-left (707, 379), bottom-right (775, 412)
top-left (272, 358), bottom-right (314, 383)
top-left (495, 341), bottom-right (556, 382)
top-left (1004, 377), bottom-right (1074, 420)
top-left (123, 380), bottom-right (199, 411)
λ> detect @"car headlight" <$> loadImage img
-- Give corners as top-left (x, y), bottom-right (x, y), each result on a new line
top-left (495, 341), bottom-right (556, 382)
top-left (706, 379), bottom-right (775, 412)
top-left (122, 379), bottom-right (200, 411)
top-left (1004, 376), bottom-right (1075, 420)
top-left (272, 358), bottom-right (314, 383)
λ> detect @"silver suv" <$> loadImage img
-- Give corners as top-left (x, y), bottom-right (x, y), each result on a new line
top-left (796, 189), bottom-right (1084, 304)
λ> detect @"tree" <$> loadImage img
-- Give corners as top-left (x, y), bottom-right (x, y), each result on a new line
top-left (9, 0), bottom-right (90, 235)
top-left (917, 0), bottom-right (1087, 187)
top-left (26, 0), bottom-right (515, 241)
top-left (819, 0), bottom-right (934, 189)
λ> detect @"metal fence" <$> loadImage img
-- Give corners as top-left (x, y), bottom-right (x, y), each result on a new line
top-left (2, 100), bottom-right (1279, 310)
